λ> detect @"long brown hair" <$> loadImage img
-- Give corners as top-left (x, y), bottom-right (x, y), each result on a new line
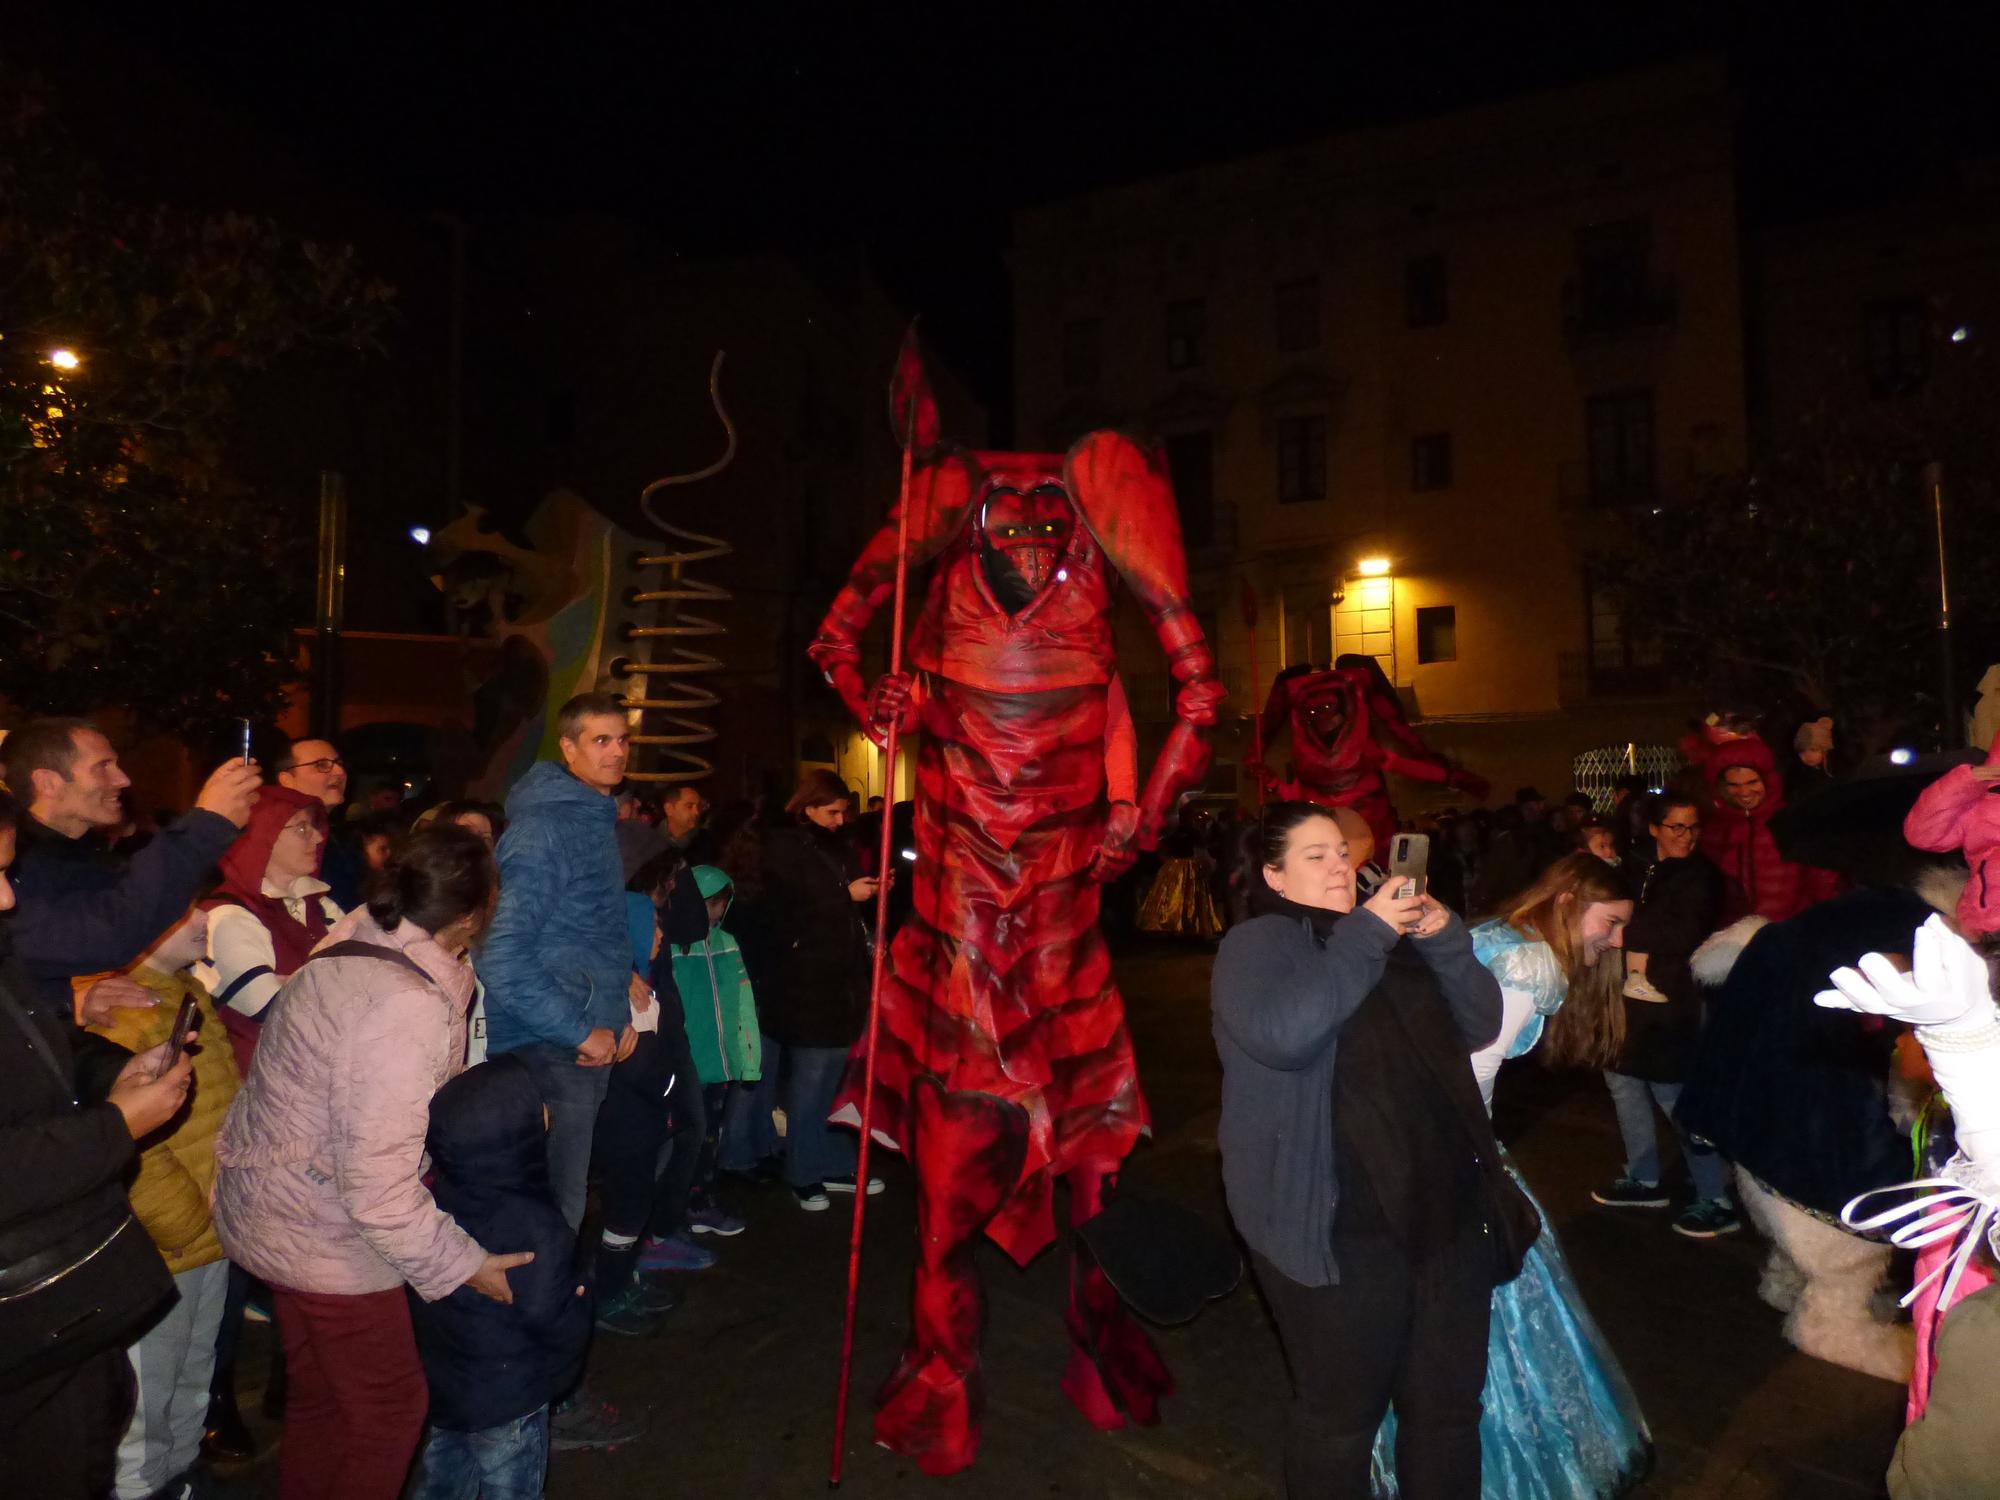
top-left (1501, 853), bottom-right (1635, 1070)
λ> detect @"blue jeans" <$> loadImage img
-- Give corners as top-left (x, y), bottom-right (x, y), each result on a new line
top-left (783, 1043), bottom-right (858, 1188)
top-left (1602, 1070), bottom-right (1728, 1202)
top-left (412, 1407), bottom-right (549, 1500)
top-left (510, 1042), bottom-right (614, 1231)
top-left (718, 1033), bottom-right (781, 1171)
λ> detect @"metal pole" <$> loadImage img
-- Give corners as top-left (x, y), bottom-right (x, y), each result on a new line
top-left (313, 471), bottom-right (348, 739)
top-left (445, 215), bottom-right (466, 515)
top-left (1926, 461), bottom-right (1958, 747)
top-left (829, 405), bottom-right (917, 1488)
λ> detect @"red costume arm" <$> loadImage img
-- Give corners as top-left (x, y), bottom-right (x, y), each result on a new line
top-left (1065, 432), bottom-right (1224, 849)
top-left (1104, 673), bottom-right (1138, 805)
top-left (808, 451), bottom-right (980, 729)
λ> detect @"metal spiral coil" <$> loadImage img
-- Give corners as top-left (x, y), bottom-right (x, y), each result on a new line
top-left (615, 350), bottom-right (736, 784)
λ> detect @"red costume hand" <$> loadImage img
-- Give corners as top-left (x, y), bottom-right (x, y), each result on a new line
top-left (1089, 802), bottom-right (1141, 883)
top-left (1174, 677), bottom-right (1226, 728)
top-left (868, 673), bottom-right (919, 737)
top-left (1138, 721), bottom-right (1215, 850)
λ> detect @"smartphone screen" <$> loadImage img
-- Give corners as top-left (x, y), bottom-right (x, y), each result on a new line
top-left (1388, 833), bottom-right (1431, 901)
top-left (159, 995), bottom-right (201, 1075)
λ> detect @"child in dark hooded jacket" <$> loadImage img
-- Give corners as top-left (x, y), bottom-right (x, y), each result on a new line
top-left (409, 1054), bottom-right (591, 1499)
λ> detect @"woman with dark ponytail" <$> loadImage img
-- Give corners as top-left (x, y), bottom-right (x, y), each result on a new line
top-left (214, 826), bottom-right (536, 1500)
top-left (1212, 800), bottom-right (1526, 1497)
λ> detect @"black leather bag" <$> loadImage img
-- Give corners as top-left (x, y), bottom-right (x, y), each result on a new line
top-left (0, 1210), bottom-right (172, 1391)
top-left (0, 986), bottom-right (172, 1391)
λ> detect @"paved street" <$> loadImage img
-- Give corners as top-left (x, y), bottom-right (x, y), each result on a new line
top-left (222, 936), bottom-right (1907, 1497)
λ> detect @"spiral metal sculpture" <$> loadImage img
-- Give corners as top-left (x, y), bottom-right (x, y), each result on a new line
top-left (617, 351), bottom-right (737, 784)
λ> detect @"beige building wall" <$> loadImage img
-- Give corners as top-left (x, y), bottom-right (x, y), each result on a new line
top-left (1013, 62), bottom-right (1740, 802)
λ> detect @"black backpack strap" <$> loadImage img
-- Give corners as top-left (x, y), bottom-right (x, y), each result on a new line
top-left (306, 940), bottom-right (433, 984)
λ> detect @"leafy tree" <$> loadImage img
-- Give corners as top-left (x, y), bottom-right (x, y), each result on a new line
top-left (0, 83), bottom-right (392, 743)
top-left (1598, 332), bottom-right (2000, 751)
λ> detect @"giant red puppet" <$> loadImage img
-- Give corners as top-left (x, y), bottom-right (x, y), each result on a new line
top-left (1250, 658), bottom-right (1486, 853)
top-left (809, 356), bottom-right (1221, 1476)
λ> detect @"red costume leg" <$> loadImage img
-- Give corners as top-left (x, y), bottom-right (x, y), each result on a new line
top-left (874, 1075), bottom-right (1031, 1477)
top-left (1059, 1163), bottom-right (1174, 1430)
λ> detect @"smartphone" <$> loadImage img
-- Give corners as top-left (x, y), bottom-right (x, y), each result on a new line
top-left (1388, 833), bottom-right (1430, 901)
top-left (159, 995), bottom-right (200, 1075)
top-left (238, 717), bottom-right (253, 763)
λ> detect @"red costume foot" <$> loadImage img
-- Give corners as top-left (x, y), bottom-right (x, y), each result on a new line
top-left (873, 1076), bottom-right (1031, 1477)
top-left (1060, 1165), bottom-right (1174, 1430)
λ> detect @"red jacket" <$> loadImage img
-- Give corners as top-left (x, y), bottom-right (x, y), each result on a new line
top-left (1701, 793), bottom-right (1841, 922)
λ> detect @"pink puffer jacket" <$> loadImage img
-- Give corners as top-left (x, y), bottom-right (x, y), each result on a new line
top-left (213, 908), bottom-right (486, 1301)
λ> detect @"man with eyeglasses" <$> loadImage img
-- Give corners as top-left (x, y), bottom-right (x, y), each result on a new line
top-left (278, 739), bottom-right (361, 909)
top-left (1592, 792), bottom-right (1739, 1238)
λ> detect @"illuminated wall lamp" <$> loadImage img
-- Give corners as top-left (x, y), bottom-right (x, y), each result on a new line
top-left (1355, 556), bottom-right (1392, 577)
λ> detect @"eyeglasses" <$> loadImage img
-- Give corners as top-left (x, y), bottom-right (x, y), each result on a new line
top-left (280, 822), bottom-right (322, 839)
top-left (290, 757), bottom-right (344, 774)
top-left (1658, 822), bottom-right (1701, 834)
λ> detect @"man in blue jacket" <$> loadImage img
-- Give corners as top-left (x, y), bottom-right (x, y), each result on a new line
top-left (4, 717), bottom-right (256, 1014)
top-left (476, 692), bottom-right (637, 1232)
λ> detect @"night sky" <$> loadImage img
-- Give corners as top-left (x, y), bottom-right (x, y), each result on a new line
top-left (39, 3), bottom-right (2000, 415)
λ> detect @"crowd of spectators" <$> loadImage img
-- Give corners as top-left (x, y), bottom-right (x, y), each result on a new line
top-left (0, 696), bottom-right (893, 1499)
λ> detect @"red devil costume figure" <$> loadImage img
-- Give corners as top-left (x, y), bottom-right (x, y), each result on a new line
top-left (1249, 658), bottom-right (1485, 853)
top-left (810, 351), bottom-right (1222, 1476)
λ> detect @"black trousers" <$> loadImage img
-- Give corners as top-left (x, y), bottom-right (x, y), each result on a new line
top-left (1252, 1229), bottom-right (1492, 1499)
top-left (0, 1348), bottom-right (133, 1499)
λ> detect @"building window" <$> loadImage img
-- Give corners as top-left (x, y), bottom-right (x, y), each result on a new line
top-left (1573, 218), bottom-right (1656, 331)
top-left (1061, 318), bottom-right (1101, 389)
top-left (1585, 391), bottom-right (1654, 504)
top-left (1276, 416), bottom-right (1327, 503)
top-left (1415, 605), bottom-right (1457, 664)
top-left (1275, 277), bottom-right (1321, 352)
top-left (1864, 297), bottom-right (1927, 397)
top-left (1164, 431), bottom-right (1215, 549)
top-left (1166, 299), bottom-right (1205, 369)
top-left (1586, 571), bottom-right (1664, 692)
top-left (1406, 254), bottom-right (1448, 328)
top-left (1411, 432), bottom-right (1453, 491)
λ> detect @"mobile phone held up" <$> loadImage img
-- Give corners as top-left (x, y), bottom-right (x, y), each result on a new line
top-left (1388, 833), bottom-right (1430, 901)
top-left (158, 995), bottom-right (201, 1076)
top-left (238, 717), bottom-right (253, 764)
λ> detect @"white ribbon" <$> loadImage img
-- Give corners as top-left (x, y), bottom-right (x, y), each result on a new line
top-left (1843, 1177), bottom-right (1995, 1316)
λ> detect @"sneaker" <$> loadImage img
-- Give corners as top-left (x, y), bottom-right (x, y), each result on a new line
top-left (1673, 1198), bottom-right (1743, 1239)
top-left (630, 1274), bottom-right (681, 1315)
top-left (549, 1392), bottom-right (641, 1451)
top-left (1622, 973), bottom-right (1671, 1004)
top-left (823, 1173), bottom-right (885, 1196)
top-left (1591, 1175), bottom-right (1670, 1208)
top-left (637, 1232), bottom-right (717, 1273)
top-left (594, 1288), bottom-right (666, 1338)
top-left (686, 1202), bottom-right (747, 1237)
top-left (794, 1184), bottom-right (831, 1211)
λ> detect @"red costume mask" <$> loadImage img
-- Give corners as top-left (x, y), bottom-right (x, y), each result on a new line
top-left (978, 483), bottom-right (1074, 612)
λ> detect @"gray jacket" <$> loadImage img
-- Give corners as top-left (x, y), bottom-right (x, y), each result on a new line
top-left (1210, 906), bottom-right (1500, 1287)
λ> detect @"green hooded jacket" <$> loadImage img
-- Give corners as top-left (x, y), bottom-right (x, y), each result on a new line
top-left (672, 865), bottom-right (762, 1084)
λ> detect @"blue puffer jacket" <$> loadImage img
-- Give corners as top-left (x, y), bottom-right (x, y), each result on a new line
top-left (476, 762), bottom-right (629, 1054)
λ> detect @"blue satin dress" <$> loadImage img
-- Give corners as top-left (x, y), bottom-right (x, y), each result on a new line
top-left (1372, 922), bottom-right (1652, 1499)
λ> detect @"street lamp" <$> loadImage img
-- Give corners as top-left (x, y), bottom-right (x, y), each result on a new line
top-left (46, 348), bottom-right (79, 371)
top-left (1356, 556), bottom-right (1391, 577)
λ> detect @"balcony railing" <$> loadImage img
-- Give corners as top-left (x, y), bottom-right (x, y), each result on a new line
top-left (1562, 275), bottom-right (1678, 347)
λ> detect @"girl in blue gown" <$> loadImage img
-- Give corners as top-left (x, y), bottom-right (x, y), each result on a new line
top-left (1375, 855), bottom-right (1652, 1498)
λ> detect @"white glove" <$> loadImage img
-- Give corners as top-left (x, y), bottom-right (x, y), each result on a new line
top-left (1815, 915), bottom-right (2000, 1033)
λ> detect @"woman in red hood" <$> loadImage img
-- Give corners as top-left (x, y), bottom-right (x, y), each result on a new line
top-left (198, 784), bottom-right (344, 1073)
top-left (1699, 737), bottom-right (1840, 922)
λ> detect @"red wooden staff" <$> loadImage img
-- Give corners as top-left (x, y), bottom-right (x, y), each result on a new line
top-left (829, 399), bottom-right (917, 1488)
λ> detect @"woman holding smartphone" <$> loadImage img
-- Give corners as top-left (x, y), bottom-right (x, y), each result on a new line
top-left (1213, 800), bottom-right (1526, 1498)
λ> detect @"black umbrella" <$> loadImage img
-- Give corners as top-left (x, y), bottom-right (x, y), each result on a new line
top-left (1768, 749), bottom-right (1980, 882)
